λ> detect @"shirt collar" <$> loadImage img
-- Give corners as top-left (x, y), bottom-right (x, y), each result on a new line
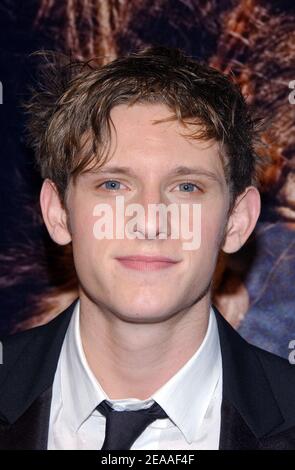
top-left (152, 307), bottom-right (222, 443)
top-left (60, 300), bottom-right (221, 443)
top-left (60, 301), bottom-right (108, 432)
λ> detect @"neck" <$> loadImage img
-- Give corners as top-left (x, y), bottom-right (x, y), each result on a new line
top-left (79, 293), bottom-right (211, 400)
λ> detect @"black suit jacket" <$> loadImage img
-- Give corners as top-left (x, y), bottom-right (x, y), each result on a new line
top-left (0, 299), bottom-right (295, 450)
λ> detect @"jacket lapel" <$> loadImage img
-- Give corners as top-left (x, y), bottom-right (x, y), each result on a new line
top-left (214, 306), bottom-right (284, 449)
top-left (0, 299), bottom-right (78, 450)
top-left (0, 388), bottom-right (52, 450)
top-left (219, 398), bottom-right (261, 449)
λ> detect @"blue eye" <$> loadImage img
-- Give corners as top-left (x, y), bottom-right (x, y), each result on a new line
top-left (178, 182), bottom-right (198, 192)
top-left (102, 180), bottom-right (122, 190)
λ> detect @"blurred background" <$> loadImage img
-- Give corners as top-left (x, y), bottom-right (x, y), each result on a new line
top-left (0, 0), bottom-right (294, 358)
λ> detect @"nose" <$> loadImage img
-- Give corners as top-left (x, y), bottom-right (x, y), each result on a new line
top-left (126, 189), bottom-right (172, 240)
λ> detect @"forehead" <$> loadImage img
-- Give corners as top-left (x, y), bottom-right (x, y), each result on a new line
top-left (106, 103), bottom-right (224, 176)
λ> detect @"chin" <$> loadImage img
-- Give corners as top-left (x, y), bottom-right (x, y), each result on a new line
top-left (115, 303), bottom-right (175, 324)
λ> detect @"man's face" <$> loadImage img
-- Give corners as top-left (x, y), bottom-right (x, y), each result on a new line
top-left (65, 103), bottom-right (230, 323)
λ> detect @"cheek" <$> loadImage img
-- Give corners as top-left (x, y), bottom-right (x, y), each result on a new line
top-left (200, 206), bottom-right (226, 253)
top-left (70, 207), bottom-right (100, 257)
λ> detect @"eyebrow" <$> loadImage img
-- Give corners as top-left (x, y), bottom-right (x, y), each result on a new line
top-left (168, 166), bottom-right (223, 184)
top-left (90, 165), bottom-right (223, 184)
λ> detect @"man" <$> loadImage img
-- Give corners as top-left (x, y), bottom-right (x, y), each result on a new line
top-left (0, 46), bottom-right (294, 450)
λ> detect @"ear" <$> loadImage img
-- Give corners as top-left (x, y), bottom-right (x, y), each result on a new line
top-left (222, 186), bottom-right (261, 254)
top-left (40, 179), bottom-right (72, 245)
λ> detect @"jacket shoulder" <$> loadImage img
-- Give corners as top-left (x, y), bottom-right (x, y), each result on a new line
top-left (252, 343), bottom-right (295, 381)
top-left (0, 304), bottom-right (75, 386)
top-left (251, 343), bottom-right (295, 433)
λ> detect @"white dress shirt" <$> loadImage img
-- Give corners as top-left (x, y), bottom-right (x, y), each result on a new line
top-left (47, 300), bottom-right (223, 450)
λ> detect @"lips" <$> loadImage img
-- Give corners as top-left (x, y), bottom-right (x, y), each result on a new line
top-left (115, 255), bottom-right (180, 272)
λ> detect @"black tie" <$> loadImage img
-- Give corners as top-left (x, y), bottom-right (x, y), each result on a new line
top-left (97, 400), bottom-right (168, 450)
